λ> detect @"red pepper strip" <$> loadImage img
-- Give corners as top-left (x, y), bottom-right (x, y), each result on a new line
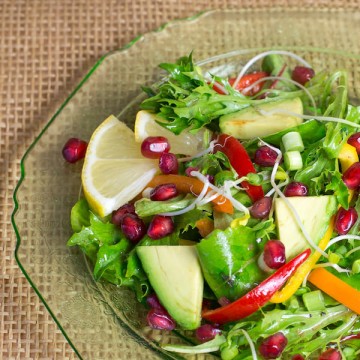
top-left (212, 72), bottom-right (268, 96)
top-left (202, 249), bottom-right (311, 324)
top-left (213, 134), bottom-right (264, 203)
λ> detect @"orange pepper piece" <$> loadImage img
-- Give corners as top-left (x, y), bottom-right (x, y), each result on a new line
top-left (308, 267), bottom-right (360, 315)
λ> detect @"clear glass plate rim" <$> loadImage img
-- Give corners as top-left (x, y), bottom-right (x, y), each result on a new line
top-left (11, 7), bottom-right (360, 359)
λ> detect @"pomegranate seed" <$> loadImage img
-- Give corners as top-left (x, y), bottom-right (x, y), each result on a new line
top-left (292, 355), bottom-right (305, 360)
top-left (254, 146), bottom-right (278, 167)
top-left (111, 203), bottom-right (135, 226)
top-left (141, 136), bottom-right (170, 159)
top-left (292, 66), bottom-right (315, 85)
top-left (263, 240), bottom-right (286, 269)
top-left (195, 324), bottom-right (221, 343)
top-left (342, 162), bottom-right (360, 189)
top-left (150, 183), bottom-right (178, 201)
top-left (147, 215), bottom-right (174, 239)
top-left (121, 214), bottom-right (146, 243)
top-left (185, 166), bottom-right (199, 176)
top-left (218, 296), bottom-right (231, 307)
top-left (159, 152), bottom-right (179, 174)
top-left (347, 133), bottom-right (360, 154)
top-left (146, 293), bottom-right (164, 310)
top-left (202, 299), bottom-right (212, 312)
top-left (250, 196), bottom-right (272, 219)
top-left (284, 181), bottom-right (308, 197)
top-left (334, 207), bottom-right (358, 235)
top-left (206, 174), bottom-right (215, 184)
top-left (259, 332), bottom-right (288, 359)
top-left (318, 349), bottom-right (341, 360)
top-left (62, 138), bottom-right (87, 163)
top-left (147, 308), bottom-right (176, 331)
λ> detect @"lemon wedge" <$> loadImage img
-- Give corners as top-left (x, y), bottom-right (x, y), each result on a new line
top-left (81, 115), bottom-right (158, 217)
top-left (134, 110), bottom-right (209, 156)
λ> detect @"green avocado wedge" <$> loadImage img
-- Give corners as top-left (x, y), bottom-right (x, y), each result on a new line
top-left (136, 245), bottom-right (203, 330)
top-left (219, 97), bottom-right (303, 139)
top-left (274, 195), bottom-right (338, 259)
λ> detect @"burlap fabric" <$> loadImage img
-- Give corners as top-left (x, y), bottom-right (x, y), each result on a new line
top-left (1, 1), bottom-right (359, 359)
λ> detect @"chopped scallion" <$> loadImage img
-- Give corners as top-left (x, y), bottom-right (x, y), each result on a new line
top-left (284, 151), bottom-right (303, 170)
top-left (302, 290), bottom-right (326, 311)
top-left (282, 131), bottom-right (305, 152)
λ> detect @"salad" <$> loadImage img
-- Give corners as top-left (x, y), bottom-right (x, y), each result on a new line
top-left (64, 50), bottom-right (360, 359)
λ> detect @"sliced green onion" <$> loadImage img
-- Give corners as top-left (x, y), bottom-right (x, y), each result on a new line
top-left (302, 290), bottom-right (326, 311)
top-left (328, 252), bottom-right (341, 264)
top-left (282, 131), bottom-right (305, 152)
top-left (352, 259), bottom-right (360, 274)
top-left (284, 151), bottom-right (303, 170)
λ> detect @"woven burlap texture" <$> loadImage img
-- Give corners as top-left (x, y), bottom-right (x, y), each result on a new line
top-left (1, 1), bottom-right (359, 359)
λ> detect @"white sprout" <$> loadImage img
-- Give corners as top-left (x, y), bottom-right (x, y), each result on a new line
top-left (325, 234), bottom-right (360, 250)
top-left (197, 190), bottom-right (220, 206)
top-left (346, 246), bottom-right (360, 257)
top-left (191, 171), bottom-right (250, 215)
top-left (259, 139), bottom-right (328, 258)
top-left (242, 75), bottom-right (317, 114)
top-left (258, 109), bottom-right (360, 129)
top-left (241, 329), bottom-right (258, 360)
top-left (232, 50), bottom-right (312, 90)
top-left (178, 139), bottom-right (218, 163)
top-left (314, 262), bottom-right (351, 274)
top-left (159, 180), bottom-right (209, 216)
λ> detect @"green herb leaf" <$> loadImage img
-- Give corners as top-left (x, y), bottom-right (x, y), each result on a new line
top-left (70, 198), bottom-right (90, 232)
top-left (196, 226), bottom-right (264, 301)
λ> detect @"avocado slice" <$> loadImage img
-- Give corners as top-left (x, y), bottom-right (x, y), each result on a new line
top-left (219, 97), bottom-right (303, 139)
top-left (274, 196), bottom-right (338, 259)
top-left (136, 246), bottom-right (203, 330)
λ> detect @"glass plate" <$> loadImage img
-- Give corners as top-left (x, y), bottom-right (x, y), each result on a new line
top-left (12, 8), bottom-right (360, 360)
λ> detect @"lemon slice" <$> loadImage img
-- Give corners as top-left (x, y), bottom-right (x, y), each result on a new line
top-left (134, 110), bottom-right (209, 156)
top-left (82, 115), bottom-right (158, 217)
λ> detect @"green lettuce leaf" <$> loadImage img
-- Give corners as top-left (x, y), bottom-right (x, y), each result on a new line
top-left (70, 197), bottom-right (90, 232)
top-left (93, 239), bottom-right (131, 281)
top-left (134, 195), bottom-right (194, 218)
top-left (196, 225), bottom-right (264, 301)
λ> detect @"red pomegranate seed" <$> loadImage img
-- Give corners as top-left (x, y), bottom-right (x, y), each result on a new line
top-left (121, 214), bottom-right (146, 243)
top-left (150, 183), bottom-right (178, 201)
top-left (250, 196), bottom-right (272, 219)
top-left (141, 136), bottom-right (170, 159)
top-left (292, 66), bottom-right (315, 85)
top-left (159, 152), bottom-right (179, 174)
top-left (292, 355), bottom-right (305, 360)
top-left (195, 324), bottom-right (222, 343)
top-left (342, 162), bottom-right (360, 189)
top-left (147, 215), bottom-right (174, 239)
top-left (185, 166), bottom-right (199, 177)
top-left (146, 293), bottom-right (164, 310)
top-left (284, 181), bottom-right (308, 197)
top-left (218, 296), bottom-right (231, 306)
top-left (111, 203), bottom-right (136, 226)
top-left (202, 299), bottom-right (212, 312)
top-left (347, 133), bottom-right (360, 154)
top-left (147, 308), bottom-right (176, 331)
top-left (254, 146), bottom-right (279, 167)
top-left (334, 207), bottom-right (358, 235)
top-left (318, 349), bottom-right (341, 360)
top-left (263, 240), bottom-right (286, 269)
top-left (62, 138), bottom-right (87, 163)
top-left (259, 332), bottom-right (288, 359)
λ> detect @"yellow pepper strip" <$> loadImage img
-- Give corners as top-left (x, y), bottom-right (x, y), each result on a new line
top-left (270, 143), bottom-right (359, 303)
top-left (338, 143), bottom-right (358, 172)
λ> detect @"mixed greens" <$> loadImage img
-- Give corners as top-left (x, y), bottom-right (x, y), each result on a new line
top-left (66, 51), bottom-right (360, 359)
